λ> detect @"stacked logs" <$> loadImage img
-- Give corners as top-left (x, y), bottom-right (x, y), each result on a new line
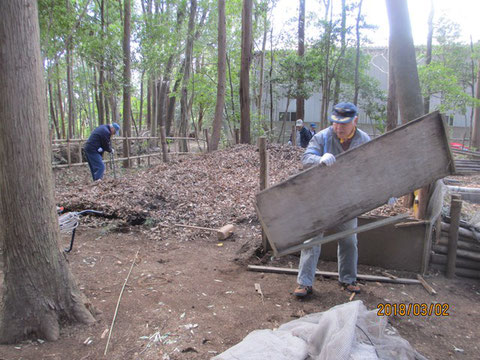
top-left (430, 221), bottom-right (480, 279)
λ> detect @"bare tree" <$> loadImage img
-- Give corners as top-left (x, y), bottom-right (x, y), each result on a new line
top-left (0, 0), bottom-right (95, 343)
top-left (240, 0), bottom-right (252, 144)
top-left (210, 0), bottom-right (227, 151)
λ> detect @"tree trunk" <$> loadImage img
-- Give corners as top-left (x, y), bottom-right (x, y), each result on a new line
top-left (97, 0), bottom-right (106, 125)
top-left (179, 0), bottom-right (197, 152)
top-left (424, 1), bottom-right (434, 114)
top-left (139, 70), bottom-right (145, 131)
top-left (320, 0), bottom-right (332, 128)
top-left (386, 40), bottom-right (398, 131)
top-left (147, 77), bottom-right (152, 131)
top-left (240, 0), bottom-right (252, 144)
top-left (471, 60), bottom-right (480, 148)
top-left (296, 0), bottom-right (305, 121)
top-left (226, 53), bottom-right (237, 136)
top-left (333, 0), bottom-right (346, 105)
top-left (269, 29), bottom-right (274, 133)
top-left (55, 64), bottom-right (66, 139)
top-left (257, 8), bottom-right (268, 130)
top-left (122, 0), bottom-right (131, 168)
top-left (210, 0), bottom-right (226, 151)
top-left (0, 0), bottom-right (95, 344)
top-left (386, 0), bottom-right (424, 124)
top-left (353, 0), bottom-right (363, 105)
top-left (166, 67), bottom-right (183, 136)
top-left (386, 0), bottom-right (426, 217)
top-left (48, 79), bottom-right (61, 139)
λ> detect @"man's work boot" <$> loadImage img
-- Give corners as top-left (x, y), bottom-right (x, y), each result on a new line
top-left (341, 281), bottom-right (361, 294)
top-left (294, 285), bottom-right (313, 298)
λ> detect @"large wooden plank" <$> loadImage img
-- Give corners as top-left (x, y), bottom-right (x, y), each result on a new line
top-left (255, 111), bottom-right (455, 256)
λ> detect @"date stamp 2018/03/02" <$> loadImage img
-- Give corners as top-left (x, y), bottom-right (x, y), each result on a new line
top-left (377, 303), bottom-right (450, 317)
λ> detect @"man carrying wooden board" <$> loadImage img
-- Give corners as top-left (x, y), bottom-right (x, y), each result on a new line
top-left (294, 102), bottom-right (371, 297)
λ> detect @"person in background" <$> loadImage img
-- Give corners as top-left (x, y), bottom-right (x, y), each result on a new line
top-left (288, 119), bottom-right (312, 148)
top-left (309, 123), bottom-right (317, 136)
top-left (84, 123), bottom-right (120, 181)
top-left (293, 102), bottom-right (371, 297)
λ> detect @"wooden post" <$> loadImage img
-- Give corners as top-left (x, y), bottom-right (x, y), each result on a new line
top-left (234, 128), bottom-right (240, 144)
top-left (78, 141), bottom-right (82, 164)
top-left (204, 128), bottom-right (210, 152)
top-left (258, 136), bottom-right (271, 253)
top-left (447, 194), bottom-right (462, 278)
top-left (291, 125), bottom-right (296, 146)
top-left (67, 139), bottom-right (71, 166)
top-left (126, 135), bottom-right (131, 167)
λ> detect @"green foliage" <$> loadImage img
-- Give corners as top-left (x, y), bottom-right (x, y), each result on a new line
top-left (418, 16), bottom-right (480, 118)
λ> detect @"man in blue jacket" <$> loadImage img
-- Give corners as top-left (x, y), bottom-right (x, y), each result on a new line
top-left (294, 102), bottom-right (371, 297)
top-left (84, 123), bottom-right (120, 181)
top-left (289, 119), bottom-right (312, 148)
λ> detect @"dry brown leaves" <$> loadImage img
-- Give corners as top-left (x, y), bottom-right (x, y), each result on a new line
top-left (55, 144), bottom-right (411, 238)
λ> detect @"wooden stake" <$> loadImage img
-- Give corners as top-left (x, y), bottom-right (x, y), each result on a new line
top-left (447, 195), bottom-right (462, 279)
top-left (258, 137), bottom-right (271, 253)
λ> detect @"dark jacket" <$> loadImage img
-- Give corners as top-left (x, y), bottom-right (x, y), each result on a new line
top-left (84, 125), bottom-right (113, 154)
top-left (289, 126), bottom-right (313, 148)
top-left (298, 126), bottom-right (313, 148)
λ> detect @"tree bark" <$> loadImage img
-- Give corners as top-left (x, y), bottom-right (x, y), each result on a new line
top-left (179, 0), bottom-right (197, 152)
top-left (210, 0), bottom-right (227, 151)
top-left (0, 0), bottom-right (95, 344)
top-left (386, 40), bottom-right (398, 131)
top-left (386, 0), bottom-right (424, 124)
top-left (122, 0), bottom-right (132, 168)
top-left (296, 0), bottom-right (305, 121)
top-left (386, 0), bottom-right (426, 217)
top-left (240, 0), bottom-right (252, 144)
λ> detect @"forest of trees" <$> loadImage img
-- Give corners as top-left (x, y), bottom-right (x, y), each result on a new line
top-left (38, 0), bottom-right (480, 148)
top-left (3, 0), bottom-right (480, 345)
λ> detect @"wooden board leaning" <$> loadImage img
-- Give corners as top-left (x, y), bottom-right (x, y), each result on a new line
top-left (255, 111), bottom-right (455, 256)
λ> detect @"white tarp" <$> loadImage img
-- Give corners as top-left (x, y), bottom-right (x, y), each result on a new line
top-left (213, 301), bottom-right (427, 360)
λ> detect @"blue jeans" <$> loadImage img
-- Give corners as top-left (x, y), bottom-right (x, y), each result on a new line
top-left (297, 218), bottom-right (358, 286)
top-left (85, 150), bottom-right (105, 181)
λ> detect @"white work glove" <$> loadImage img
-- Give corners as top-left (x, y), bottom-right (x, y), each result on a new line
top-left (319, 153), bottom-right (336, 166)
top-left (111, 148), bottom-right (115, 154)
top-left (97, 147), bottom-right (103, 153)
top-left (287, 140), bottom-right (292, 146)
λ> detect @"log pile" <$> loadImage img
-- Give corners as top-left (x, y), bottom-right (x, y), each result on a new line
top-left (452, 148), bottom-right (480, 174)
top-left (430, 221), bottom-right (480, 279)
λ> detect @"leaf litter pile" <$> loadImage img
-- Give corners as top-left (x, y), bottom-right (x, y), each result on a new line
top-left (55, 144), bottom-right (410, 243)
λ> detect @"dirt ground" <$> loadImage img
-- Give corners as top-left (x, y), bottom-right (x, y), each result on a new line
top-left (1, 146), bottom-right (480, 359)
